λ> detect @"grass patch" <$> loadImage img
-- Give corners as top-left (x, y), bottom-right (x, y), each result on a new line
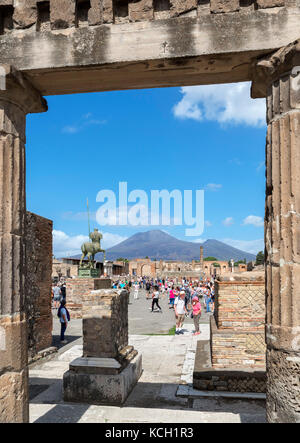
top-left (142, 326), bottom-right (176, 336)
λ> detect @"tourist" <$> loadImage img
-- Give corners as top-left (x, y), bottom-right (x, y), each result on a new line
top-left (58, 299), bottom-right (70, 344)
top-left (174, 291), bottom-right (188, 335)
top-left (192, 295), bottom-right (201, 336)
top-left (169, 286), bottom-right (175, 309)
top-left (205, 288), bottom-right (212, 313)
top-left (60, 283), bottom-right (66, 301)
top-left (134, 281), bottom-right (139, 300)
top-left (151, 285), bottom-right (162, 313)
top-left (145, 280), bottom-right (151, 299)
top-left (52, 283), bottom-right (62, 309)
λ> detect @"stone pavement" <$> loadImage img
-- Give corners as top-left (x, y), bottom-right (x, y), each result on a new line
top-left (29, 289), bottom-right (266, 423)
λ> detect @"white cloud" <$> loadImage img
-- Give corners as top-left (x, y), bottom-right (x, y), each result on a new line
top-left (53, 230), bottom-right (127, 257)
top-left (222, 217), bottom-right (234, 226)
top-left (205, 220), bottom-right (212, 227)
top-left (53, 230), bottom-right (89, 257)
top-left (222, 238), bottom-right (264, 255)
top-left (205, 183), bottom-right (222, 192)
top-left (62, 113), bottom-right (106, 134)
top-left (243, 215), bottom-right (264, 227)
top-left (173, 82), bottom-right (266, 127)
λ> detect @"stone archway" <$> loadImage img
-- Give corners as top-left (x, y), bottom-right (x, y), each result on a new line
top-left (0, 1), bottom-right (299, 423)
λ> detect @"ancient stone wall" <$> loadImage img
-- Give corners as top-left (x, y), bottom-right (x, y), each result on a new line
top-left (0, 0), bottom-right (292, 36)
top-left (212, 278), bottom-right (266, 369)
top-left (66, 277), bottom-right (112, 318)
top-left (25, 212), bottom-right (53, 359)
top-left (82, 289), bottom-right (129, 359)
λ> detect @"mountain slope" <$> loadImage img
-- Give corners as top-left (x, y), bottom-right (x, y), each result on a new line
top-left (99, 230), bottom-right (256, 262)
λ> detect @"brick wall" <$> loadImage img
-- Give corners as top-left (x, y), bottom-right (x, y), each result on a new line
top-left (211, 278), bottom-right (266, 369)
top-left (0, 0), bottom-right (289, 35)
top-left (26, 212), bottom-right (53, 359)
top-left (66, 277), bottom-right (112, 318)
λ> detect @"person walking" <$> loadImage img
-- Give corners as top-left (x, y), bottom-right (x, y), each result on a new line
top-left (192, 295), bottom-right (201, 336)
top-left (151, 286), bottom-right (162, 312)
top-left (134, 281), bottom-right (139, 300)
top-left (174, 291), bottom-right (188, 335)
top-left (52, 283), bottom-right (62, 309)
top-left (58, 299), bottom-right (70, 344)
top-left (169, 287), bottom-right (175, 309)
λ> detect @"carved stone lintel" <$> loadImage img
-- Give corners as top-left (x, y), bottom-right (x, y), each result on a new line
top-left (251, 38), bottom-right (300, 99)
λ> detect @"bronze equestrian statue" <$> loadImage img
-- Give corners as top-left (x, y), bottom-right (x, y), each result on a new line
top-left (80, 228), bottom-right (106, 268)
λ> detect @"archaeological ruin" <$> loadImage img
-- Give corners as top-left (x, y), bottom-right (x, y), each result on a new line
top-left (0, 0), bottom-right (299, 423)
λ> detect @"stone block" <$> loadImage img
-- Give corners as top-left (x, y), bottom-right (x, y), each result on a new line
top-left (170, 0), bottom-right (198, 16)
top-left (88, 0), bottom-right (102, 25)
top-left (129, 0), bottom-right (154, 22)
top-left (0, 369), bottom-right (29, 423)
top-left (82, 289), bottom-right (129, 359)
top-left (50, 0), bottom-right (76, 29)
top-left (63, 354), bottom-right (142, 405)
top-left (210, 0), bottom-right (240, 13)
top-left (256, 0), bottom-right (285, 8)
top-left (13, 0), bottom-right (37, 29)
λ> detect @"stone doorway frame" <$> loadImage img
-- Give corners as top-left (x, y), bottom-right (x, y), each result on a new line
top-left (0, 39), bottom-right (300, 423)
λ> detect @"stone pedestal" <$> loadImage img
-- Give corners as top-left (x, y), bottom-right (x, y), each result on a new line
top-left (0, 66), bottom-right (47, 423)
top-left (252, 40), bottom-right (300, 423)
top-left (66, 277), bottom-right (112, 318)
top-left (63, 289), bottom-right (142, 405)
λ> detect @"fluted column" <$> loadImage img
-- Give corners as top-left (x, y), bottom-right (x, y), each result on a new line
top-left (0, 66), bottom-right (47, 423)
top-left (252, 40), bottom-right (300, 423)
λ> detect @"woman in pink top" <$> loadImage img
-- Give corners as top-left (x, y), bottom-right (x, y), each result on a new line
top-left (169, 288), bottom-right (175, 309)
top-left (192, 295), bottom-right (201, 336)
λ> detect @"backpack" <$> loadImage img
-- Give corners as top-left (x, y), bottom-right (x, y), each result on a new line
top-left (57, 306), bottom-right (70, 322)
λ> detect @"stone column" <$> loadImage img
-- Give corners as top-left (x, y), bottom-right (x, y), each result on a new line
top-left (0, 66), bottom-right (47, 423)
top-left (200, 246), bottom-right (204, 269)
top-left (252, 40), bottom-right (300, 423)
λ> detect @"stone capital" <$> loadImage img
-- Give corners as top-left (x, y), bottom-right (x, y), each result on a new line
top-left (0, 65), bottom-right (47, 115)
top-left (251, 38), bottom-right (300, 99)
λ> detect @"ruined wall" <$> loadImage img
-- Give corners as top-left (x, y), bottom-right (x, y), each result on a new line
top-left (66, 277), bottom-right (112, 318)
top-left (212, 278), bottom-right (266, 368)
top-left (26, 212), bottom-right (53, 359)
top-left (0, 0), bottom-right (291, 35)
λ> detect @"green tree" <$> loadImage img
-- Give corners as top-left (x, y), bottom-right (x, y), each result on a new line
top-left (256, 251), bottom-right (265, 265)
top-left (116, 257), bottom-right (129, 263)
top-left (204, 256), bottom-right (218, 261)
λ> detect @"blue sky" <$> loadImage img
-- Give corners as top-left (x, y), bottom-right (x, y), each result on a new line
top-left (26, 82), bottom-right (266, 257)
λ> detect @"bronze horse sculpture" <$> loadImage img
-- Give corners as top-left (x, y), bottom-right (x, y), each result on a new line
top-left (80, 228), bottom-right (106, 268)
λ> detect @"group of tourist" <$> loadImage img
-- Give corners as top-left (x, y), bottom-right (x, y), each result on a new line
top-left (123, 276), bottom-right (215, 336)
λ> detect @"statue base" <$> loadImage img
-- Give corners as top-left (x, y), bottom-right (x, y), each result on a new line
top-left (63, 354), bottom-right (142, 405)
top-left (78, 267), bottom-right (100, 278)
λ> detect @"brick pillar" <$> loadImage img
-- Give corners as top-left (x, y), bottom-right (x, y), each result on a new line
top-left (252, 40), bottom-right (300, 423)
top-left (0, 66), bottom-right (47, 423)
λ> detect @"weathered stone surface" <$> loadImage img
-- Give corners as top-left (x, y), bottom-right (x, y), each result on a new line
top-left (102, 0), bottom-right (114, 23)
top-left (256, 0), bottom-right (285, 8)
top-left (0, 369), bottom-right (29, 423)
top-left (63, 354), bottom-right (142, 405)
top-left (210, 0), bottom-right (239, 13)
top-left (0, 67), bottom-right (47, 423)
top-left (82, 289), bottom-right (129, 359)
top-left (26, 212), bottom-right (53, 359)
top-left (129, 0), bottom-right (154, 22)
top-left (50, 0), bottom-right (76, 29)
top-left (252, 42), bottom-right (300, 422)
top-left (88, 0), bottom-right (102, 25)
top-left (13, 0), bottom-right (37, 29)
top-left (170, 0), bottom-right (198, 16)
top-left (266, 349), bottom-right (300, 422)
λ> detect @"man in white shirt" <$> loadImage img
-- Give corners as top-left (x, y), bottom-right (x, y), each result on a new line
top-left (174, 291), bottom-right (188, 335)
